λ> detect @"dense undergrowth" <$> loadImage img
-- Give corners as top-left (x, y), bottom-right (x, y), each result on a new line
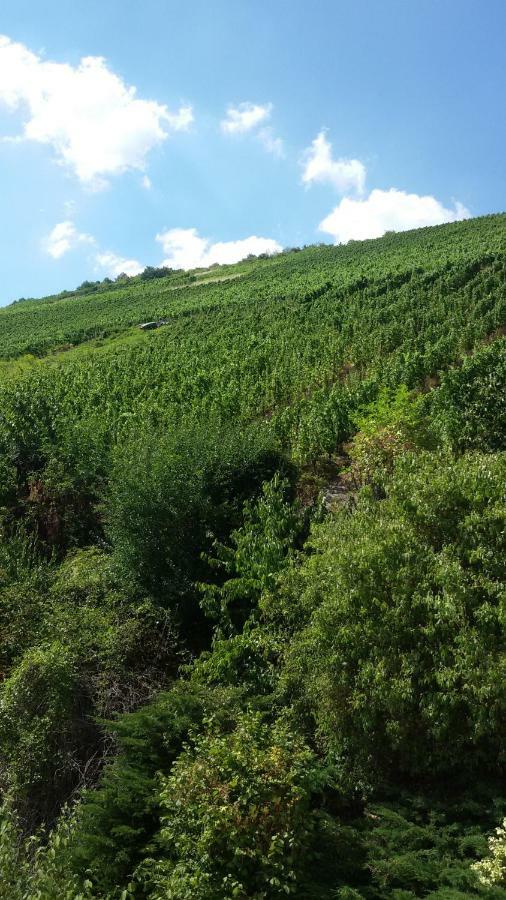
top-left (0, 214), bottom-right (505, 897)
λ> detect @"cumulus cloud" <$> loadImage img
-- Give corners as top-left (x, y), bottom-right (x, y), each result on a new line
top-left (319, 188), bottom-right (469, 244)
top-left (302, 131), bottom-right (366, 195)
top-left (47, 222), bottom-right (281, 275)
top-left (303, 131), bottom-right (469, 245)
top-left (45, 219), bottom-right (142, 276)
top-left (45, 220), bottom-right (94, 258)
top-left (0, 34), bottom-right (193, 186)
top-left (221, 102), bottom-right (272, 134)
top-left (95, 251), bottom-right (143, 278)
top-left (156, 227), bottom-right (282, 270)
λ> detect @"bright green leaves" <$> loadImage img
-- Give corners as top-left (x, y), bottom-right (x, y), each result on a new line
top-left (200, 474), bottom-right (304, 634)
top-left (429, 339), bottom-right (506, 453)
top-left (136, 713), bottom-right (342, 899)
top-left (281, 451), bottom-right (506, 780)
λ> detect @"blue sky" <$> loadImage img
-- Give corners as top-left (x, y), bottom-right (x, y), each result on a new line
top-left (0, 0), bottom-right (505, 304)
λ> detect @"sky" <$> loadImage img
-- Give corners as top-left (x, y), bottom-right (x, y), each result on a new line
top-left (0, 0), bottom-right (505, 305)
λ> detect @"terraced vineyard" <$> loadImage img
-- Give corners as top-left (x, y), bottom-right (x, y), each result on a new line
top-left (1, 215), bottom-right (505, 464)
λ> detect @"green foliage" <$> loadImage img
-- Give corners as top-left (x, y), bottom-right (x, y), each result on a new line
top-left (106, 425), bottom-right (212, 616)
top-left (348, 796), bottom-right (506, 899)
top-left (0, 527), bottom-right (51, 668)
top-left (43, 548), bottom-right (179, 718)
top-left (346, 385), bottom-right (434, 489)
top-left (281, 451), bottom-right (506, 780)
top-left (0, 802), bottom-right (96, 899)
top-left (140, 266), bottom-right (175, 282)
top-left (200, 473), bottom-right (304, 633)
top-left (136, 713), bottom-right (345, 899)
top-left (0, 642), bottom-right (92, 825)
top-left (189, 627), bottom-right (281, 698)
top-left (106, 421), bottom-right (286, 624)
top-left (429, 339), bottom-right (506, 453)
top-left (0, 548), bottom-right (180, 828)
top-left (0, 216), bottom-right (504, 896)
top-left (72, 683), bottom-right (244, 893)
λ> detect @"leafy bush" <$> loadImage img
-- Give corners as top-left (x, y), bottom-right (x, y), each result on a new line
top-left (0, 548), bottom-right (180, 827)
top-left (44, 548), bottom-right (179, 718)
top-left (106, 421), bottom-right (286, 626)
top-left (200, 473), bottom-right (304, 633)
top-left (474, 819), bottom-right (506, 888)
top-left (72, 683), bottom-right (243, 892)
top-left (136, 713), bottom-right (347, 899)
top-left (0, 642), bottom-right (97, 826)
top-left (349, 796), bottom-right (506, 899)
top-left (0, 802), bottom-right (95, 899)
top-left (346, 385), bottom-right (434, 490)
top-left (281, 451), bottom-right (506, 781)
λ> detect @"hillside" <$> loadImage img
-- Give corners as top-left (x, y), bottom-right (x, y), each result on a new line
top-left (0, 214), bottom-right (506, 898)
top-left (1, 215), bottom-right (504, 360)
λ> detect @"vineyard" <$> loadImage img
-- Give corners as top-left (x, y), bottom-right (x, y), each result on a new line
top-left (0, 213), bottom-right (505, 898)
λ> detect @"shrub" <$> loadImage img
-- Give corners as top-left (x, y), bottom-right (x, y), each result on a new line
top-left (346, 385), bottom-right (434, 490)
top-left (0, 802), bottom-right (96, 899)
top-left (281, 451), bottom-right (506, 781)
top-left (0, 642), bottom-right (97, 826)
top-left (136, 713), bottom-right (346, 899)
top-left (353, 796), bottom-right (506, 898)
top-left (71, 683), bottom-right (243, 893)
top-left (200, 474), bottom-right (304, 634)
top-left (106, 421), bottom-right (288, 627)
top-left (474, 819), bottom-right (506, 888)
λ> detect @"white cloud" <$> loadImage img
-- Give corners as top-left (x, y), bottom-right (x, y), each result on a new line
top-left (164, 106), bottom-right (193, 131)
top-left (95, 251), bottom-right (143, 278)
top-left (45, 219), bottom-right (143, 276)
top-left (0, 34), bottom-right (193, 186)
top-left (257, 127), bottom-right (284, 158)
top-left (221, 101), bottom-right (284, 158)
top-left (156, 228), bottom-right (207, 269)
top-left (302, 131), bottom-right (366, 195)
top-left (141, 174), bottom-right (152, 190)
top-left (319, 188), bottom-right (469, 244)
top-left (156, 227), bottom-right (282, 270)
top-left (221, 102), bottom-right (272, 134)
top-left (45, 220), bottom-right (94, 258)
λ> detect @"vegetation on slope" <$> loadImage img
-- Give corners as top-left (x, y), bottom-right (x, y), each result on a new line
top-left (0, 214), bottom-right (505, 897)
